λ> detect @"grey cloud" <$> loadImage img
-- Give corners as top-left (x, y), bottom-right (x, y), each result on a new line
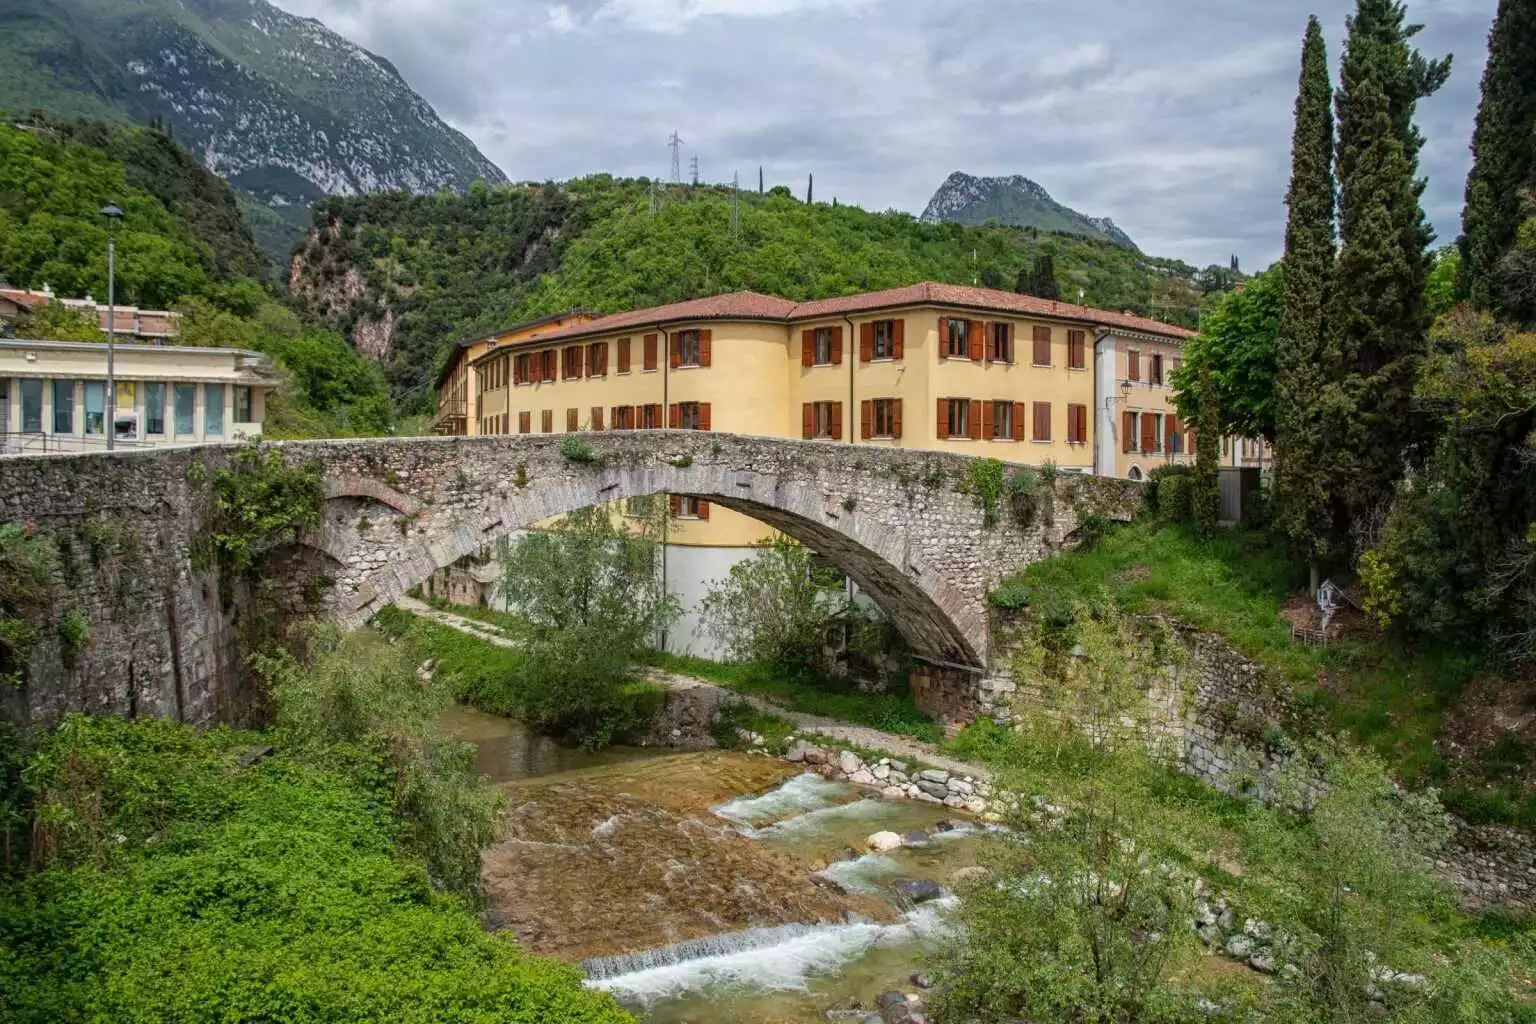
top-left (273, 0), bottom-right (1496, 268)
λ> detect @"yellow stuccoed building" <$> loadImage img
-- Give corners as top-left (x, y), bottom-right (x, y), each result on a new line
top-left (432, 282), bottom-right (1196, 652)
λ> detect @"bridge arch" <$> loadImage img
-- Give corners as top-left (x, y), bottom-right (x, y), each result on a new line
top-left (301, 432), bottom-right (1141, 673)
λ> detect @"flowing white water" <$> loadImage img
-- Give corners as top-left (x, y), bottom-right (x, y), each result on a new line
top-left (756, 796), bottom-right (894, 838)
top-left (711, 773), bottom-right (849, 827)
top-left (584, 899), bottom-right (959, 1008)
top-left (814, 853), bottom-right (901, 894)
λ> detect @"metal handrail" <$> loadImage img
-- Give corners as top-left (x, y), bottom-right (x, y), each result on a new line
top-left (0, 431), bottom-right (152, 455)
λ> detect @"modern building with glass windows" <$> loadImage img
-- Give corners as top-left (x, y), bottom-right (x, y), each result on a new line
top-left (0, 339), bottom-right (279, 454)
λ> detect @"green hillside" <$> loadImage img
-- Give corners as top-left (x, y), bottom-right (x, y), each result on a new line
top-left (294, 177), bottom-right (1219, 410)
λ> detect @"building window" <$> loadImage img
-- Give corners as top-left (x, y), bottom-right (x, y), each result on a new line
top-left (563, 346), bottom-right (583, 380)
top-left (84, 381), bottom-right (106, 435)
top-left (613, 406), bottom-right (634, 430)
top-left (872, 320), bottom-right (897, 360)
top-left (515, 352), bottom-right (534, 385)
top-left (19, 379), bottom-right (42, 433)
top-left (587, 342), bottom-right (608, 377)
top-left (540, 350), bottom-right (556, 382)
top-left (1032, 401), bottom-right (1052, 441)
top-left (676, 329), bottom-right (702, 367)
top-left (1168, 415), bottom-right (1183, 454)
top-left (1068, 330), bottom-right (1087, 370)
top-left (802, 401), bottom-right (841, 439)
top-left (643, 334), bottom-right (659, 371)
top-left (592, 406), bottom-right (605, 430)
top-left (617, 338), bottom-right (632, 373)
top-left (234, 386), bottom-right (252, 424)
top-left (813, 327), bottom-right (835, 366)
top-left (204, 383), bottom-right (225, 436)
top-left (541, 409), bottom-right (553, 433)
top-left (1154, 413), bottom-right (1165, 452)
top-left (674, 495), bottom-right (706, 519)
top-left (944, 318), bottom-right (969, 358)
top-left (173, 384), bottom-right (196, 436)
top-left (677, 401), bottom-right (705, 430)
top-left (948, 398), bottom-right (972, 439)
top-left (145, 382), bottom-right (165, 434)
top-left (992, 400), bottom-right (1014, 440)
top-left (52, 380), bottom-right (74, 434)
top-left (1128, 349), bottom-right (1141, 382)
top-left (989, 323), bottom-right (1013, 363)
top-left (567, 408), bottom-right (579, 432)
top-left (519, 411), bottom-right (531, 434)
top-left (1032, 326), bottom-right (1052, 366)
top-left (1068, 403), bottom-right (1088, 444)
top-left (642, 404), bottom-right (663, 429)
top-left (871, 398), bottom-right (898, 438)
top-left (1128, 466), bottom-right (1143, 482)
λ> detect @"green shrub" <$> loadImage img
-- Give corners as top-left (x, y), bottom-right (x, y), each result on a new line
top-left (55, 609), bottom-right (89, 669)
top-left (1143, 463), bottom-right (1190, 515)
top-left (1156, 473), bottom-right (1192, 523)
top-left (989, 577), bottom-right (1031, 609)
top-left (1074, 513), bottom-right (1113, 550)
top-left (560, 435), bottom-right (600, 465)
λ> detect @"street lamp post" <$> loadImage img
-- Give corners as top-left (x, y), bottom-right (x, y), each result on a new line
top-left (101, 203), bottom-right (123, 450)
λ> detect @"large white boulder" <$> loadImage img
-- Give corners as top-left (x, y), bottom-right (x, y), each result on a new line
top-left (866, 830), bottom-right (904, 853)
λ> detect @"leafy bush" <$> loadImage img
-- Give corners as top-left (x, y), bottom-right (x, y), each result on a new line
top-left (964, 458), bottom-right (1008, 528)
top-left (1142, 463), bottom-right (1190, 515)
top-left (1156, 472), bottom-right (1192, 523)
top-left (1074, 512), bottom-right (1113, 550)
top-left (988, 577), bottom-right (1031, 610)
top-left (205, 443), bottom-right (324, 573)
top-left (0, 522), bottom-right (58, 687)
top-left (560, 435), bottom-right (600, 465)
top-left (55, 609), bottom-right (89, 669)
top-left (699, 537), bottom-right (848, 668)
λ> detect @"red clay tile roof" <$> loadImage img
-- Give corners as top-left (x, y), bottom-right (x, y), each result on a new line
top-left (480, 282), bottom-right (1193, 354)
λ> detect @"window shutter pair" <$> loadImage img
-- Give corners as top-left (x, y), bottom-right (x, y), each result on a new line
top-left (618, 338), bottom-right (632, 373)
top-left (981, 399), bottom-right (995, 439)
top-left (1033, 326), bottom-right (1052, 366)
top-left (1122, 411), bottom-right (1136, 453)
top-left (1033, 402), bottom-right (1052, 441)
top-left (968, 321), bottom-right (985, 362)
top-left (1068, 330), bottom-right (1086, 369)
top-left (801, 329), bottom-right (815, 367)
top-left (643, 334), bottom-right (658, 371)
top-left (860, 323), bottom-right (873, 362)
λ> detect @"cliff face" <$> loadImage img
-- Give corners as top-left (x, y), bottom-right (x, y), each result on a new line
top-left (921, 171), bottom-right (1138, 250)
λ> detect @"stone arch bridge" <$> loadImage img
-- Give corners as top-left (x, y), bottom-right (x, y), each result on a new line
top-left (0, 432), bottom-right (1140, 728)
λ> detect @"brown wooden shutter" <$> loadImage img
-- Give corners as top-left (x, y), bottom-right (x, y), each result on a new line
top-left (618, 338), bottom-right (631, 373)
top-left (1012, 402), bottom-right (1026, 441)
top-left (545, 350), bottom-right (557, 382)
top-left (669, 495), bottom-right (681, 516)
top-left (511, 356), bottom-right (521, 386)
top-left (860, 323), bottom-right (874, 362)
top-left (892, 320), bottom-right (905, 359)
top-left (1122, 411), bottom-right (1135, 452)
top-left (830, 401), bottom-right (843, 440)
top-left (644, 334), bottom-right (658, 371)
top-left (669, 335), bottom-right (681, 369)
top-left (575, 346), bottom-right (585, 377)
top-left (1128, 349), bottom-right (1140, 381)
top-left (981, 400), bottom-right (995, 440)
top-left (861, 399), bottom-right (873, 439)
top-left (937, 316), bottom-right (949, 355)
top-left (1068, 330), bottom-right (1085, 369)
top-left (892, 398), bottom-right (903, 439)
top-left (1167, 415), bottom-right (1180, 452)
top-left (697, 500), bottom-right (710, 520)
top-left (802, 403), bottom-right (815, 439)
top-left (831, 326), bottom-right (844, 365)
top-left (1034, 402), bottom-right (1051, 441)
top-left (610, 406), bottom-right (620, 430)
top-left (968, 321), bottom-right (985, 361)
top-left (1141, 412), bottom-right (1156, 453)
top-left (699, 329), bottom-right (712, 367)
top-left (592, 406), bottom-right (604, 430)
top-left (566, 408), bottom-right (577, 432)
top-left (666, 403), bottom-right (678, 429)
top-left (519, 411), bottom-right (530, 433)
top-left (936, 398), bottom-right (949, 439)
top-left (1033, 326), bottom-right (1051, 366)
top-left (968, 399), bottom-right (982, 440)
top-left (801, 329), bottom-right (815, 367)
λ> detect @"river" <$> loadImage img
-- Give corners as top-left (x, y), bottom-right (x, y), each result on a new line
top-left (441, 704), bottom-right (987, 1023)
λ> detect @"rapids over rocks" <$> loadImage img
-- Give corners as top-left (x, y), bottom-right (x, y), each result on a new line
top-left (443, 705), bottom-right (990, 1023)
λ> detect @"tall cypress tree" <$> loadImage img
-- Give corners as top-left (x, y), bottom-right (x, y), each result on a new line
top-left (1033, 250), bottom-right (1061, 300)
top-left (1274, 17), bottom-right (1342, 588)
top-left (1459, 0), bottom-right (1536, 315)
top-left (1330, 0), bottom-right (1451, 534)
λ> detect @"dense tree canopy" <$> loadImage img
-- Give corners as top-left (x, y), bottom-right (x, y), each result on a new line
top-left (1172, 263), bottom-right (1284, 444)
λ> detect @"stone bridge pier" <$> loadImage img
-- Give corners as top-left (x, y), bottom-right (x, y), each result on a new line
top-left (0, 432), bottom-right (1141, 728)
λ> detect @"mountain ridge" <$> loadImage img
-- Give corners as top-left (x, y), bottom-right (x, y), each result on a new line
top-left (920, 171), bottom-right (1138, 250)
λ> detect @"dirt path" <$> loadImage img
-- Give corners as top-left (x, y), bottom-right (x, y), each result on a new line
top-left (392, 599), bottom-right (992, 783)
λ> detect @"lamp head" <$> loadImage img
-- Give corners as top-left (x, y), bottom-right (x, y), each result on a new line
top-left (100, 203), bottom-right (124, 220)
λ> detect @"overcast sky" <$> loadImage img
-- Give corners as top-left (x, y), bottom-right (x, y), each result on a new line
top-left (272, 0), bottom-right (1496, 269)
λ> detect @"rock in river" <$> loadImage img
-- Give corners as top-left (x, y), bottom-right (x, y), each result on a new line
top-left (891, 879), bottom-right (944, 905)
top-left (867, 831), bottom-right (904, 853)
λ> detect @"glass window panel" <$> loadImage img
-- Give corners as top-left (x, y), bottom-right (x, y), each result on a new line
top-left (145, 383), bottom-right (165, 434)
top-left (52, 380), bottom-right (74, 434)
top-left (20, 379), bottom-right (42, 433)
top-left (84, 381), bottom-right (106, 435)
top-left (115, 382), bottom-right (135, 413)
top-left (234, 386), bottom-right (252, 423)
top-left (204, 384), bottom-right (225, 435)
top-left (173, 384), bottom-right (196, 436)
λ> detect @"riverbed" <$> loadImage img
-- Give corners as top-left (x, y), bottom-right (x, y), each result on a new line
top-left (442, 704), bottom-right (986, 1023)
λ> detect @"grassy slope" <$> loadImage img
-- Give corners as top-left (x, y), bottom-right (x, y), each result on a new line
top-left (1006, 520), bottom-right (1496, 820)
